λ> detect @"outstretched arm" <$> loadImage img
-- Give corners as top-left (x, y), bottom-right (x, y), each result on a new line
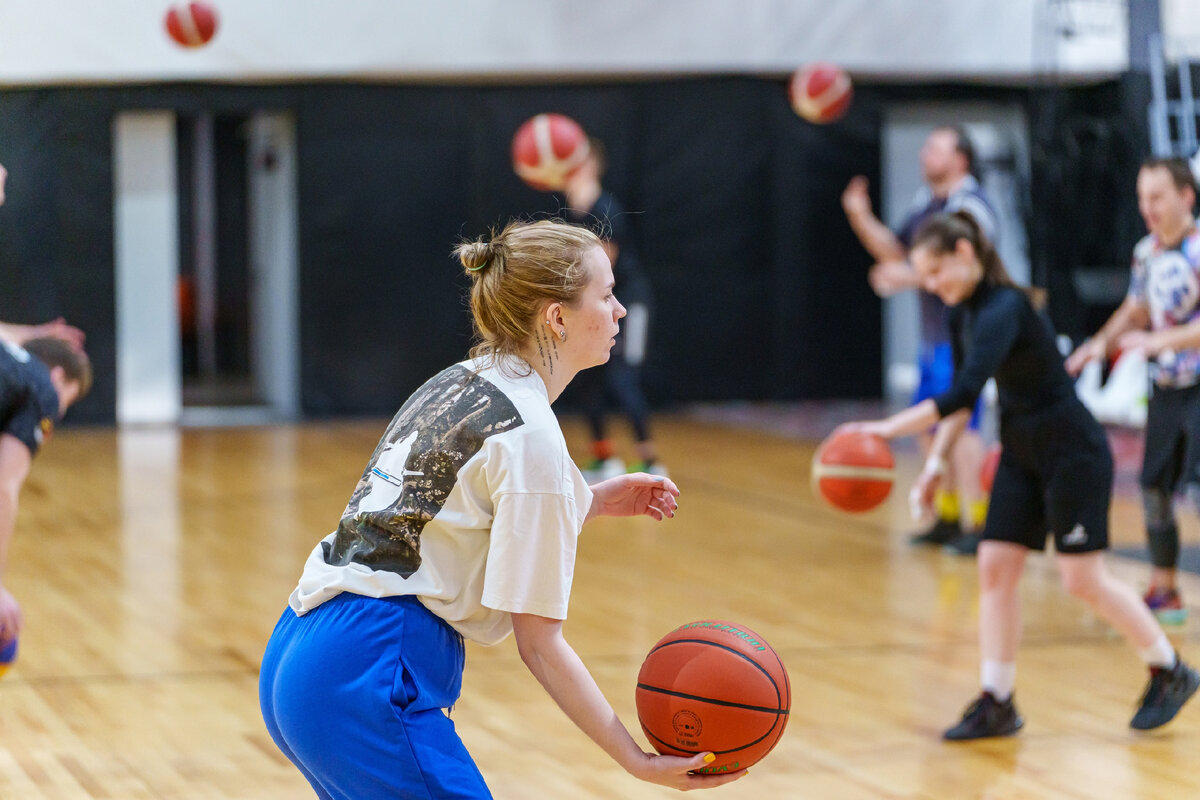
top-left (1065, 296), bottom-right (1148, 375)
top-left (837, 398), bottom-right (942, 442)
top-left (0, 434), bottom-right (31, 645)
top-left (0, 318), bottom-right (86, 351)
top-left (511, 613), bottom-right (744, 790)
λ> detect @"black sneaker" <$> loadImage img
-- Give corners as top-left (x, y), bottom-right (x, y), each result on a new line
top-left (1130, 659), bottom-right (1200, 730)
top-left (911, 519), bottom-right (961, 546)
top-left (943, 532), bottom-right (982, 556)
top-left (943, 692), bottom-right (1024, 741)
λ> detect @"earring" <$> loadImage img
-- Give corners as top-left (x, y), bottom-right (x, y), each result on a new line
top-left (559, 329), bottom-right (567, 342)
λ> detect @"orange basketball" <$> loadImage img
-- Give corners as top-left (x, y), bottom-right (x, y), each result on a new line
top-left (164, 2), bottom-right (219, 48)
top-left (811, 430), bottom-right (894, 512)
top-left (980, 443), bottom-right (1002, 494)
top-left (511, 113), bottom-right (590, 191)
top-left (788, 62), bottom-right (853, 124)
top-left (636, 620), bottom-right (790, 774)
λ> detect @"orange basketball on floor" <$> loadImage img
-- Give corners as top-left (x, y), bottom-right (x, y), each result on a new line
top-left (788, 62), bottom-right (853, 124)
top-left (511, 113), bottom-right (590, 191)
top-left (636, 620), bottom-right (790, 774)
top-left (980, 443), bottom-right (1002, 494)
top-left (164, 2), bottom-right (219, 48)
top-left (811, 430), bottom-right (894, 512)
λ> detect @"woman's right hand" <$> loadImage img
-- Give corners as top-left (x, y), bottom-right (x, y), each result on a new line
top-left (908, 461), bottom-right (944, 523)
top-left (626, 750), bottom-right (748, 791)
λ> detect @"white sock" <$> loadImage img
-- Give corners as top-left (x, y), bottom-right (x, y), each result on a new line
top-left (981, 660), bottom-right (1017, 701)
top-left (1139, 635), bottom-right (1177, 669)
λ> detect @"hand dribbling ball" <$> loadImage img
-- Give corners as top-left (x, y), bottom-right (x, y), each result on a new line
top-left (811, 430), bottom-right (894, 512)
top-left (165, 2), bottom-right (220, 48)
top-left (511, 113), bottom-right (590, 192)
top-left (788, 62), bottom-right (853, 124)
top-left (636, 620), bottom-right (790, 774)
top-left (0, 636), bottom-right (17, 680)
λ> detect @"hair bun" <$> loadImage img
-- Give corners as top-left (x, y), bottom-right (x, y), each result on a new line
top-left (456, 239), bottom-right (491, 276)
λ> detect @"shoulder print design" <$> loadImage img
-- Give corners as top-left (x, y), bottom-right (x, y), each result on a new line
top-left (323, 364), bottom-right (524, 578)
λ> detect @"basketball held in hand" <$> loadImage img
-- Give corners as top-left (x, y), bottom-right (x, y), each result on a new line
top-left (636, 620), bottom-right (790, 774)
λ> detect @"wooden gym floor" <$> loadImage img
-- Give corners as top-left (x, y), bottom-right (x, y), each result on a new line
top-left (1, 414), bottom-right (1198, 799)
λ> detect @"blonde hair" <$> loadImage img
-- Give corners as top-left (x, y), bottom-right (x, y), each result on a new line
top-left (454, 219), bottom-right (601, 362)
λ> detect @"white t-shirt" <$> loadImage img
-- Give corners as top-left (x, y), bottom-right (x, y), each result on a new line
top-left (289, 356), bottom-right (593, 645)
top-left (1128, 228), bottom-right (1200, 387)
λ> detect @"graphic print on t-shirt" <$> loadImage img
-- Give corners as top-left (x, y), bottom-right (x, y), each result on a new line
top-left (323, 364), bottom-right (524, 578)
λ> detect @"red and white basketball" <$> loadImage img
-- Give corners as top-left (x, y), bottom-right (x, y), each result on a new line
top-left (811, 431), bottom-right (894, 513)
top-left (788, 62), bottom-right (853, 124)
top-left (165, 2), bottom-right (219, 48)
top-left (511, 113), bottom-right (590, 192)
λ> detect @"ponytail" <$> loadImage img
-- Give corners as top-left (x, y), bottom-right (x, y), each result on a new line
top-left (913, 211), bottom-right (1045, 308)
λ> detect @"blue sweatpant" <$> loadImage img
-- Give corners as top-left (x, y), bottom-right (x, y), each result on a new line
top-left (259, 593), bottom-right (492, 799)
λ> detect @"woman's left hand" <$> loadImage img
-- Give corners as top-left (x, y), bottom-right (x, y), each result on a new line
top-left (588, 474), bottom-right (680, 521)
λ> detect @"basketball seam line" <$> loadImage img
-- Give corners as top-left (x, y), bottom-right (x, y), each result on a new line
top-left (649, 637), bottom-right (788, 708)
top-left (641, 720), bottom-right (785, 758)
top-left (635, 683), bottom-right (789, 716)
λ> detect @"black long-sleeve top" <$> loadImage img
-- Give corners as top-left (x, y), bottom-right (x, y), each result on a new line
top-left (933, 282), bottom-right (1076, 419)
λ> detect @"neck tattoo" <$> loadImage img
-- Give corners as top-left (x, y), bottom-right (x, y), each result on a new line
top-left (535, 328), bottom-right (548, 372)
top-left (536, 326), bottom-right (555, 375)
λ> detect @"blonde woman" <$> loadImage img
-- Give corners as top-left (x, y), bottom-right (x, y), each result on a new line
top-left (259, 220), bottom-right (741, 797)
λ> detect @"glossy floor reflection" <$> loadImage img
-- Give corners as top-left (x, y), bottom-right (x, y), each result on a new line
top-left (0, 416), bottom-right (1197, 799)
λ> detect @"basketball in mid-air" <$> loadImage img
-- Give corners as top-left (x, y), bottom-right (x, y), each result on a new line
top-left (636, 620), bottom-right (790, 774)
top-left (511, 113), bottom-right (591, 191)
top-left (788, 62), bottom-right (853, 124)
top-left (165, 2), bottom-right (220, 48)
top-left (811, 430), bottom-right (894, 512)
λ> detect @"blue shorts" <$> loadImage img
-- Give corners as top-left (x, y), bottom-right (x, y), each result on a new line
top-left (913, 342), bottom-right (983, 430)
top-left (259, 593), bottom-right (491, 799)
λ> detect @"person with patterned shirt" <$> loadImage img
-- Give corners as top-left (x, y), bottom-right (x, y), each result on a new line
top-left (1067, 156), bottom-right (1200, 625)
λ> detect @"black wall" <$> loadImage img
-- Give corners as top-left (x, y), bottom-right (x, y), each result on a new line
top-left (4, 76), bottom-right (1131, 423)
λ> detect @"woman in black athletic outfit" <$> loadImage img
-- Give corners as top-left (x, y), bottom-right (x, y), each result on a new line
top-left (839, 210), bottom-right (1198, 740)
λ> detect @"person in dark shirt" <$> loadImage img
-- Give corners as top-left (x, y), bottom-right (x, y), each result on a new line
top-left (842, 126), bottom-right (996, 553)
top-left (0, 336), bottom-right (91, 647)
top-left (837, 211), bottom-right (1198, 740)
top-left (563, 138), bottom-right (665, 480)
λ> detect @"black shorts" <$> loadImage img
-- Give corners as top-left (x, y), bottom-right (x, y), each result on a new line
top-left (1141, 382), bottom-right (1200, 493)
top-left (984, 397), bottom-right (1111, 554)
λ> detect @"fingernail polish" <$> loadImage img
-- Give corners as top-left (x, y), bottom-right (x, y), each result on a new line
top-left (703, 753), bottom-right (716, 764)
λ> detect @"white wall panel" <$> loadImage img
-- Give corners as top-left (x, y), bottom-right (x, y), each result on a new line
top-left (0, 1), bottom-right (1127, 86)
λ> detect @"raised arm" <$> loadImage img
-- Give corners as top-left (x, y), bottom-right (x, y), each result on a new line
top-left (842, 176), bottom-right (907, 264)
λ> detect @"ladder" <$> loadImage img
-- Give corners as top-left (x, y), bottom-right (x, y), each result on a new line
top-left (1148, 32), bottom-right (1199, 157)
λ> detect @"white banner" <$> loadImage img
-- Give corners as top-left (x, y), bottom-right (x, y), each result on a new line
top-left (0, 0), bottom-right (1129, 87)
